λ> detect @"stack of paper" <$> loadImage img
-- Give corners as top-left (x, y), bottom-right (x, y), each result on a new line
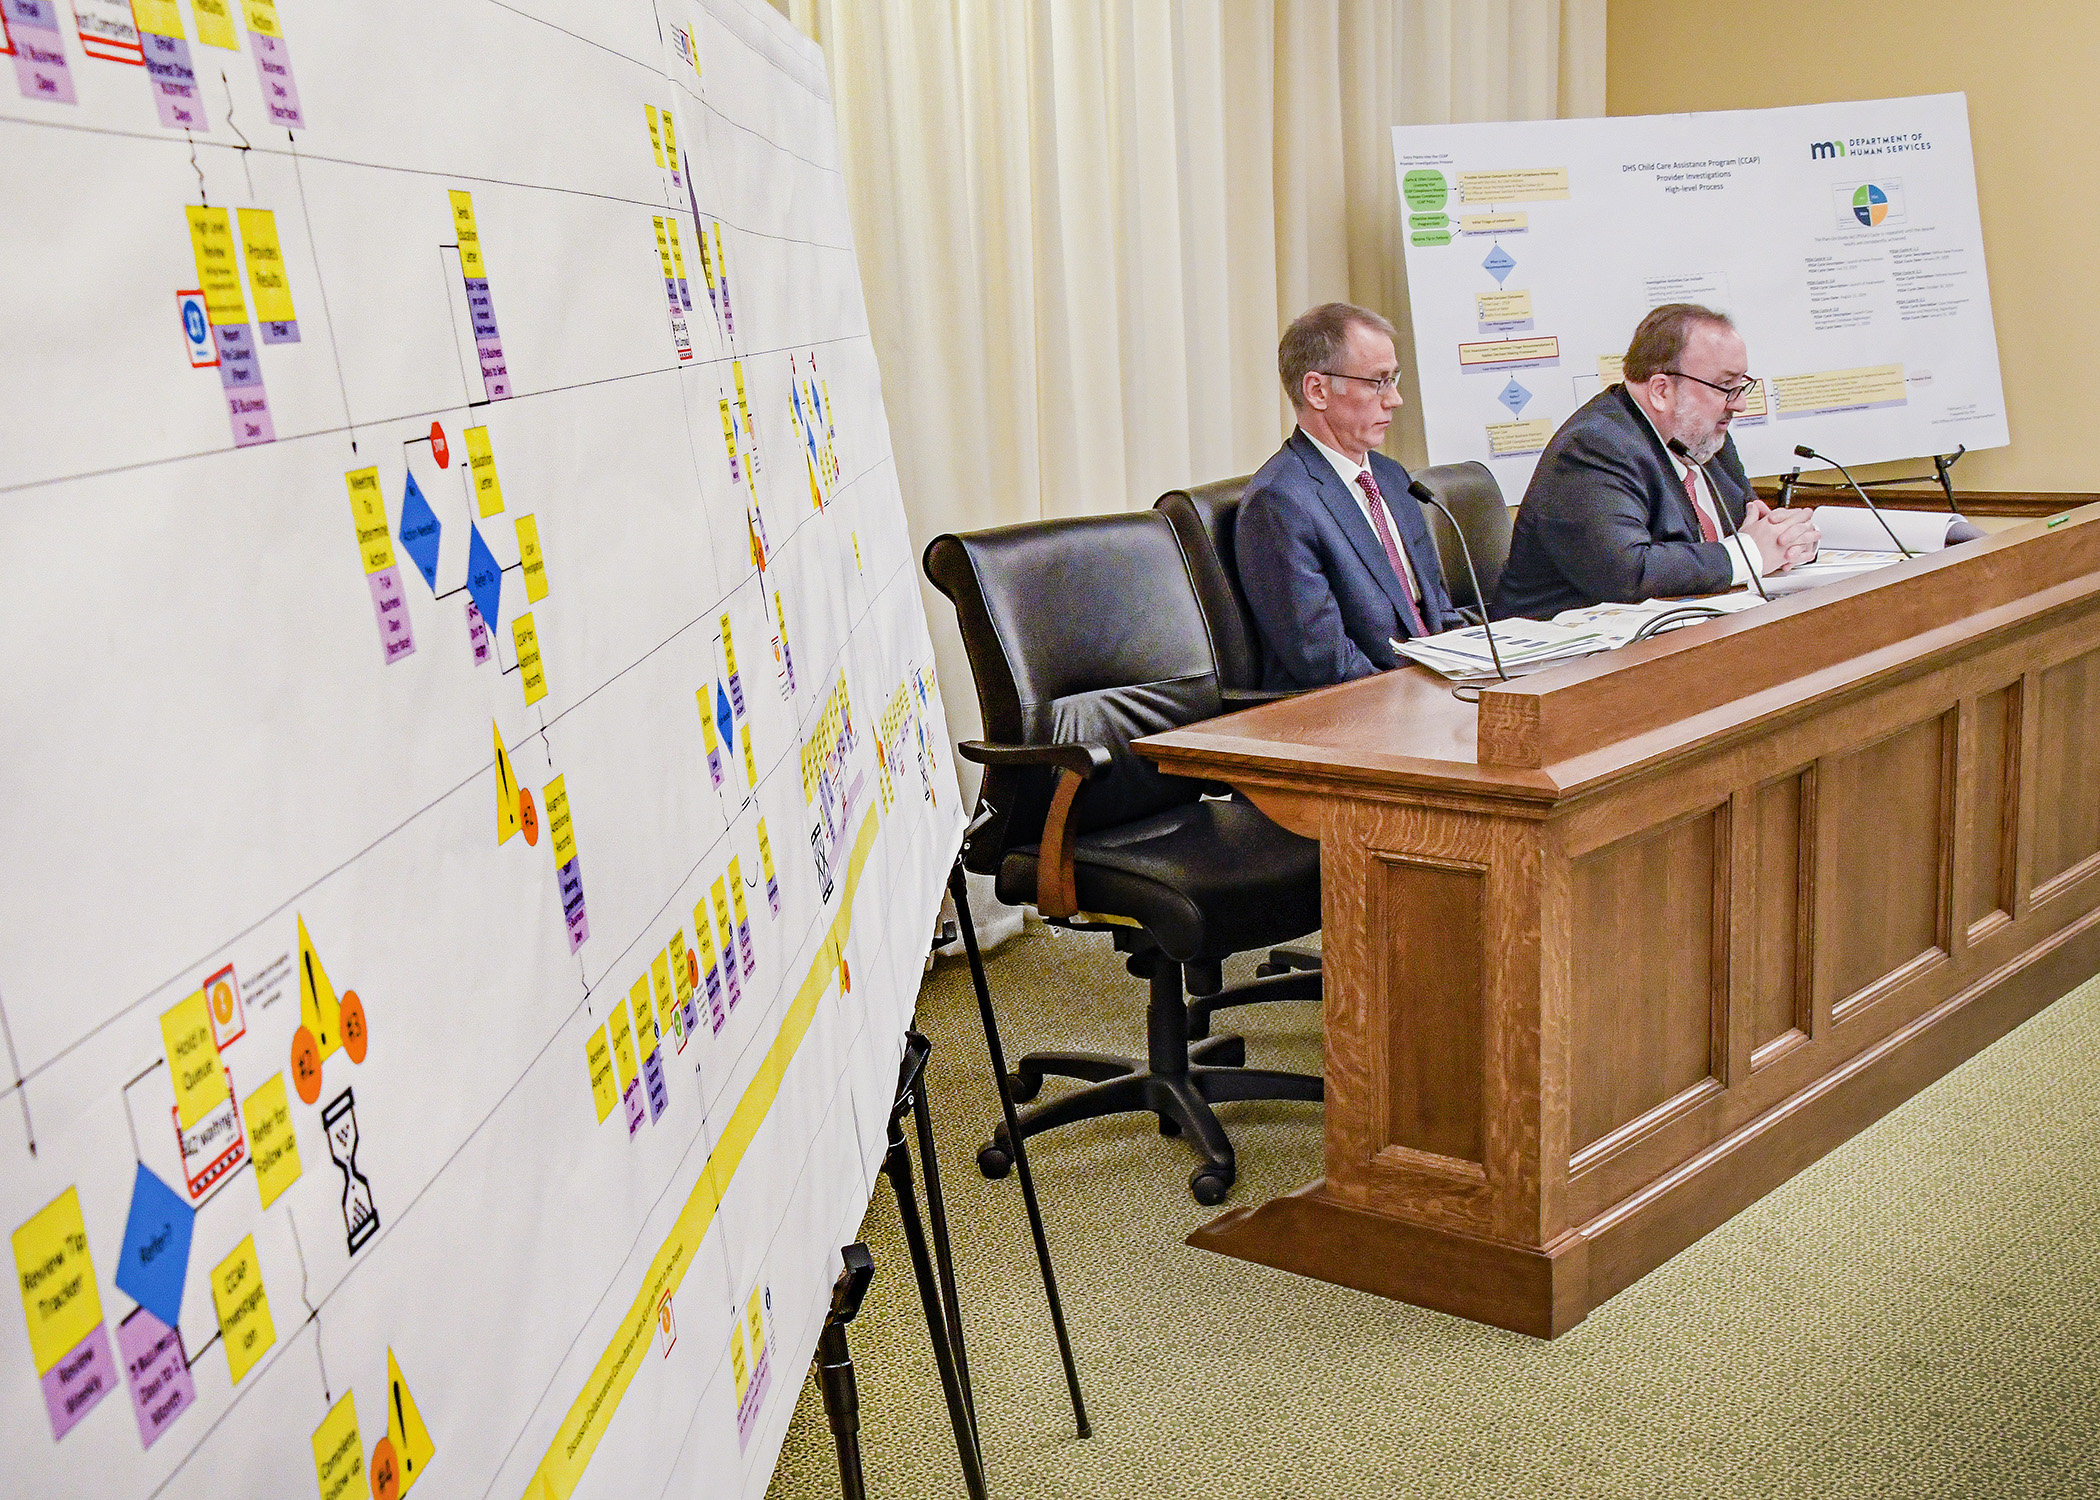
top-left (1395, 619), bottom-right (1610, 679)
top-left (1549, 592), bottom-right (1766, 647)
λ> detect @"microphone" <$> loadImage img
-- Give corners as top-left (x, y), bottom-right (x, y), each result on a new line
top-left (1792, 443), bottom-right (1914, 558)
top-left (1407, 478), bottom-right (1506, 681)
top-left (1669, 438), bottom-right (1769, 602)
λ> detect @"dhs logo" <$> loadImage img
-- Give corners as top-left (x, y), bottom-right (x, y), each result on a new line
top-left (1810, 140), bottom-right (1846, 160)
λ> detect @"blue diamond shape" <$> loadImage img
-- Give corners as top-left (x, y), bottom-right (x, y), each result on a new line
top-left (466, 520), bottom-right (503, 629)
top-left (115, 1164), bottom-right (195, 1330)
top-left (398, 471), bottom-right (442, 592)
top-left (1499, 379), bottom-right (1532, 416)
top-left (1482, 243), bottom-right (1516, 283)
top-left (715, 682), bottom-right (735, 750)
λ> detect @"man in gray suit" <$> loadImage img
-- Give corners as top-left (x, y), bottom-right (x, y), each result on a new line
top-left (1235, 303), bottom-right (1462, 689)
top-left (1493, 304), bottom-right (1819, 620)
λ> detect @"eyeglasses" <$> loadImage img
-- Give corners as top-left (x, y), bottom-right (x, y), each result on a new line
top-left (1664, 370), bottom-right (1758, 403)
top-left (1316, 369), bottom-right (1402, 396)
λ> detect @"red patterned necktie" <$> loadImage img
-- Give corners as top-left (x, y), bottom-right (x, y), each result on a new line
top-left (1684, 465), bottom-right (1720, 543)
top-left (1356, 470), bottom-right (1429, 638)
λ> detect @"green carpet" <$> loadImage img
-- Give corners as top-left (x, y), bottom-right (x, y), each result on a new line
top-left (765, 924), bottom-right (2100, 1499)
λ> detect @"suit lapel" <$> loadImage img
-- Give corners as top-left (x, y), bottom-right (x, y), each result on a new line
top-left (1615, 385), bottom-right (1706, 541)
top-left (1288, 432), bottom-right (1413, 618)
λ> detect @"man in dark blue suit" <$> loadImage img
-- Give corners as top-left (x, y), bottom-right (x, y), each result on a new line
top-left (1236, 303), bottom-right (1462, 690)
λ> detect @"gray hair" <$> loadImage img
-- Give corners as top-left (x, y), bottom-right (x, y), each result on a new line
top-left (1278, 302), bottom-right (1398, 411)
top-left (1624, 303), bottom-right (1734, 384)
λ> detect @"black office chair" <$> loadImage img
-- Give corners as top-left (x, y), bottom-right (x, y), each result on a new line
top-left (1413, 461), bottom-right (1512, 621)
top-left (1155, 475), bottom-right (1326, 1007)
top-left (924, 511), bottom-right (1323, 1204)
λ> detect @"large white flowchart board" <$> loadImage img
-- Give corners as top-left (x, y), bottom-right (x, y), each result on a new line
top-left (1394, 94), bottom-right (2010, 496)
top-left (0, 3), bottom-right (962, 1498)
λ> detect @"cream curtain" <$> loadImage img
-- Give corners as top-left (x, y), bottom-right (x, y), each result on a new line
top-left (783, 0), bottom-right (1604, 755)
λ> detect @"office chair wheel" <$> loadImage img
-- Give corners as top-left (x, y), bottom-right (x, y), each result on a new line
top-left (1253, 960), bottom-right (1281, 978)
top-left (977, 1141), bottom-right (1014, 1179)
top-left (1006, 1068), bottom-right (1043, 1103)
top-left (1189, 1165), bottom-right (1234, 1206)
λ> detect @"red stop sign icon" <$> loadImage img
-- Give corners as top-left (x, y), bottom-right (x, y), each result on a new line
top-left (431, 422), bottom-right (450, 467)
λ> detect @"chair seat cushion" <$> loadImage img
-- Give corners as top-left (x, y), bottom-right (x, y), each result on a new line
top-left (997, 797), bottom-right (1320, 962)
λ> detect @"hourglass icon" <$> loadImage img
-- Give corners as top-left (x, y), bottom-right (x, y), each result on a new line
top-left (322, 1088), bottom-right (380, 1254)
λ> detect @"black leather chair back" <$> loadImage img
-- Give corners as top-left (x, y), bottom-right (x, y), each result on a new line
top-left (1154, 474), bottom-right (1257, 690)
top-left (1414, 461), bottom-right (1512, 613)
top-left (925, 512), bottom-right (1222, 875)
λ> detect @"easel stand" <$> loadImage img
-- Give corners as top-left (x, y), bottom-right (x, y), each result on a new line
top-left (1777, 445), bottom-right (1965, 511)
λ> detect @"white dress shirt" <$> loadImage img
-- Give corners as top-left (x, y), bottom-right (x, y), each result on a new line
top-left (1631, 404), bottom-right (1766, 587)
top-left (1298, 429), bottom-right (1424, 604)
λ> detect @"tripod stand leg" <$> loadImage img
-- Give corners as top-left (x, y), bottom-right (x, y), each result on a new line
top-left (816, 1248), bottom-right (874, 1500)
top-left (948, 860), bottom-right (1091, 1439)
top-left (884, 1122), bottom-right (988, 1500)
top-left (908, 1037), bottom-right (979, 1452)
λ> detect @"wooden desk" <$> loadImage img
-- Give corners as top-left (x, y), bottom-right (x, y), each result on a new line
top-left (1138, 507), bottom-right (2100, 1337)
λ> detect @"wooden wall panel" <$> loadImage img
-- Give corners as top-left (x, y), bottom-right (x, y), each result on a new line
top-left (1379, 858), bottom-right (1486, 1167)
top-left (1750, 773), bottom-right (1808, 1051)
top-left (2033, 650), bottom-right (2100, 888)
top-left (1820, 716), bottom-right (1949, 1008)
top-left (1961, 685), bottom-right (2017, 932)
top-left (1569, 810), bottom-right (1721, 1152)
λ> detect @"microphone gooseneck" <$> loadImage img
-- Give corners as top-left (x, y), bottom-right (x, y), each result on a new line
top-left (1669, 437), bottom-right (1770, 602)
top-left (1792, 442), bottom-right (1915, 559)
top-left (1407, 478), bottom-right (1507, 681)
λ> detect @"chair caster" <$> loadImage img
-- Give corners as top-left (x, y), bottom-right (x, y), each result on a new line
top-left (1006, 1069), bottom-right (1043, 1103)
top-left (978, 1141), bottom-right (1013, 1179)
top-left (1189, 1165), bottom-right (1234, 1206)
top-left (1253, 961), bottom-right (1281, 978)
top-left (1157, 1113), bottom-right (1181, 1136)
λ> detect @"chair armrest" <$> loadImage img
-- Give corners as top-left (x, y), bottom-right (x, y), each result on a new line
top-left (1219, 687), bottom-right (1302, 708)
top-left (957, 739), bottom-right (1112, 779)
top-left (954, 740), bottom-right (1108, 918)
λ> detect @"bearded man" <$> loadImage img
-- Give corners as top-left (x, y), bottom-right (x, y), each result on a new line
top-left (1491, 304), bottom-right (1818, 620)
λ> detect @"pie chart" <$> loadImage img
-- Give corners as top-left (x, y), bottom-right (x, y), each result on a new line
top-left (1852, 183), bottom-right (1890, 226)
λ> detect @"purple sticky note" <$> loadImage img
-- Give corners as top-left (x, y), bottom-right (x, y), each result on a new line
top-left (40, 1324), bottom-right (116, 1440)
top-left (735, 1341), bottom-right (772, 1450)
top-left (118, 1311), bottom-right (194, 1449)
top-left (212, 323), bottom-right (262, 388)
top-left (141, 31), bottom-right (204, 131)
top-left (558, 855), bottom-right (589, 952)
top-left (4, 0), bottom-right (78, 105)
top-left (621, 1077), bottom-right (643, 1136)
top-left (368, 566), bottom-right (416, 664)
top-left (250, 33), bottom-right (302, 128)
top-left (465, 599), bottom-right (492, 664)
top-left (259, 320), bottom-right (300, 345)
top-left (225, 387), bottom-right (275, 447)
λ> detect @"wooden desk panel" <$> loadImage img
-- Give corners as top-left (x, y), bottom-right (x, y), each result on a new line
top-left (1139, 507), bottom-right (2100, 1336)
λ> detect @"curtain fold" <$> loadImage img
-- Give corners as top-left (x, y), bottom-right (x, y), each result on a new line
top-left (785, 0), bottom-right (1604, 754)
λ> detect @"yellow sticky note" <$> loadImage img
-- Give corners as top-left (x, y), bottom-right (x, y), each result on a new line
top-left (660, 110), bottom-right (679, 167)
top-left (757, 820), bottom-right (776, 883)
top-left (345, 468), bottom-right (394, 574)
top-left (296, 915), bottom-right (343, 1063)
top-left (651, 216), bottom-right (674, 278)
top-left (732, 361), bottom-right (753, 450)
top-left (719, 399), bottom-right (739, 466)
top-left (243, 1074), bottom-right (303, 1209)
top-left (730, 1323), bottom-right (749, 1404)
top-left (728, 858), bottom-right (750, 928)
top-left (650, 950), bottom-right (675, 1036)
top-left (239, 0), bottom-right (282, 38)
top-left (185, 206), bottom-right (247, 326)
top-left (385, 1348), bottom-right (437, 1492)
top-left (161, 989), bottom-right (229, 1130)
top-left (852, 533), bottom-right (864, 572)
top-left (493, 720), bottom-right (521, 844)
top-left (712, 222), bottom-right (728, 288)
top-left (629, 976), bottom-right (657, 1060)
top-left (720, 615), bottom-right (739, 676)
top-left (669, 929), bottom-right (693, 1004)
top-left (463, 425), bottom-right (502, 515)
top-left (747, 1286), bottom-right (766, 1358)
top-left (710, 878), bottom-right (735, 956)
top-left (645, 104), bottom-right (665, 166)
top-left (310, 1391), bottom-right (364, 1500)
top-left (697, 689), bottom-right (719, 754)
top-left (609, 1004), bottom-right (637, 1090)
top-left (212, 1236), bottom-right (275, 1384)
top-left (236, 208), bottom-right (296, 323)
top-left (449, 190), bottom-right (485, 277)
top-left (693, 901), bottom-right (718, 971)
top-left (545, 774), bottom-right (576, 867)
top-left (667, 221), bottom-right (687, 281)
top-left (694, 218), bottom-right (715, 286)
top-left (11, 1188), bottom-right (103, 1377)
top-left (516, 514), bottom-right (548, 602)
top-left (191, 0), bottom-right (238, 48)
top-left (132, 0), bottom-right (184, 37)
top-left (741, 725), bottom-right (757, 786)
top-left (512, 614), bottom-right (546, 705)
top-left (585, 1028), bottom-right (616, 1123)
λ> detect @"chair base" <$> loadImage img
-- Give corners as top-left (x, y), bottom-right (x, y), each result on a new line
top-left (976, 948), bottom-right (1322, 1205)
